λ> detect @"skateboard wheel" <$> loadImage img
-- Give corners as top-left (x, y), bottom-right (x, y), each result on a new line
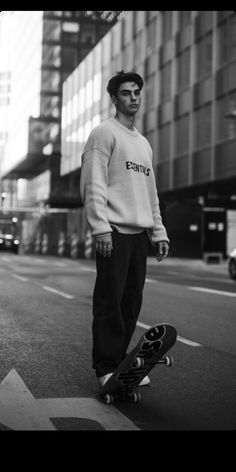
top-left (132, 392), bottom-right (141, 403)
top-left (165, 355), bottom-right (173, 367)
top-left (133, 357), bottom-right (145, 368)
top-left (104, 394), bottom-right (114, 405)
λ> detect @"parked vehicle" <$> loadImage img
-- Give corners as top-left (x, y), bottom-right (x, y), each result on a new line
top-left (0, 217), bottom-right (20, 254)
top-left (228, 248), bottom-right (236, 280)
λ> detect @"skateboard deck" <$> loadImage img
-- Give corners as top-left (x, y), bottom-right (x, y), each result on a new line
top-left (100, 323), bottom-right (177, 404)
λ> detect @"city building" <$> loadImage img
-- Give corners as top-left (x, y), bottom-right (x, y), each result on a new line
top-left (0, 10), bottom-right (120, 208)
top-left (1, 11), bottom-right (236, 259)
top-left (0, 11), bottom-right (16, 207)
top-left (61, 11), bottom-right (236, 259)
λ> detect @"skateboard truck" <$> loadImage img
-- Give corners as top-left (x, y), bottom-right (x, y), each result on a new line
top-left (133, 355), bottom-right (173, 369)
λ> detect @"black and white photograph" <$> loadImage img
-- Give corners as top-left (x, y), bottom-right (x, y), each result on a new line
top-left (0, 10), bottom-right (235, 432)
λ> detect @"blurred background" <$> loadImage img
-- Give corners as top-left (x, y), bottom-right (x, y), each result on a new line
top-left (0, 10), bottom-right (236, 261)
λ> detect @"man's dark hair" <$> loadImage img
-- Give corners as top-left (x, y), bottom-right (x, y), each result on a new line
top-left (107, 70), bottom-right (144, 97)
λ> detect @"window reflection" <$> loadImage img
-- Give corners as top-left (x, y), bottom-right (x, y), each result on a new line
top-left (41, 70), bottom-right (60, 92)
top-left (218, 15), bottom-right (236, 65)
top-left (42, 45), bottom-right (61, 67)
top-left (160, 62), bottom-right (171, 101)
top-left (159, 123), bottom-right (171, 161)
top-left (196, 34), bottom-right (212, 79)
top-left (41, 95), bottom-right (60, 118)
top-left (175, 115), bottom-right (189, 155)
top-left (43, 20), bottom-right (61, 41)
top-left (194, 104), bottom-right (212, 149)
top-left (177, 48), bottom-right (190, 91)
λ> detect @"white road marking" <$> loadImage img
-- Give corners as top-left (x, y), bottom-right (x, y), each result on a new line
top-left (136, 321), bottom-right (202, 347)
top-left (80, 266), bottom-right (96, 273)
top-left (1, 256), bottom-right (11, 262)
top-left (53, 262), bottom-right (67, 267)
top-left (43, 286), bottom-right (75, 299)
top-left (0, 369), bottom-right (139, 431)
top-left (175, 335), bottom-right (202, 347)
top-left (146, 278), bottom-right (156, 283)
top-left (189, 286), bottom-right (236, 298)
top-left (12, 274), bottom-right (28, 282)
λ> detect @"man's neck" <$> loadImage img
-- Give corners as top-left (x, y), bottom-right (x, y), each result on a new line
top-left (114, 113), bottom-right (136, 131)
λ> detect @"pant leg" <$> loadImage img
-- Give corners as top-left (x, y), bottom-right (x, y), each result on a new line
top-left (92, 230), bottom-right (134, 377)
top-left (120, 231), bottom-right (148, 358)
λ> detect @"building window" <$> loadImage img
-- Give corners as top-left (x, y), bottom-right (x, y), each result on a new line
top-left (146, 18), bottom-right (157, 54)
top-left (159, 123), bottom-right (171, 161)
top-left (194, 104), bottom-right (212, 149)
top-left (177, 48), bottom-right (190, 91)
top-left (162, 11), bottom-right (173, 41)
top-left (42, 45), bottom-right (61, 67)
top-left (216, 92), bottom-right (236, 142)
top-left (44, 11), bottom-right (62, 17)
top-left (61, 22), bottom-right (79, 44)
top-left (41, 95), bottom-right (61, 118)
top-left (41, 70), bottom-right (60, 93)
top-left (145, 74), bottom-right (155, 110)
top-left (218, 14), bottom-right (236, 66)
top-left (61, 47), bottom-right (78, 70)
top-left (179, 11), bottom-right (191, 29)
top-left (196, 33), bottom-right (213, 80)
top-left (43, 19), bottom-right (61, 41)
top-left (160, 62), bottom-right (172, 101)
top-left (80, 24), bottom-right (96, 45)
top-left (134, 31), bottom-right (145, 66)
top-left (175, 114), bottom-right (189, 156)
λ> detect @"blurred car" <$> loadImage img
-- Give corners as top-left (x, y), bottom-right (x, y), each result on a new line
top-left (0, 232), bottom-right (20, 253)
top-left (228, 248), bottom-right (236, 280)
top-left (0, 217), bottom-right (20, 254)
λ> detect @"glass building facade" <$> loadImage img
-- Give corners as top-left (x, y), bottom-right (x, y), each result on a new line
top-left (61, 10), bottom-right (236, 190)
top-left (0, 10), bottom-right (117, 205)
top-left (1, 11), bottom-right (236, 258)
top-left (60, 10), bottom-right (236, 258)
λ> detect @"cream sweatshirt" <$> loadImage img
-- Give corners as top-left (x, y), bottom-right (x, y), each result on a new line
top-left (80, 117), bottom-right (169, 244)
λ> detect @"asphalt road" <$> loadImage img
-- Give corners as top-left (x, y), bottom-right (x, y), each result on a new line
top-left (0, 251), bottom-right (235, 430)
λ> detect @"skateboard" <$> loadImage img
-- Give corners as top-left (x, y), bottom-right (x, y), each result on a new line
top-left (100, 323), bottom-right (177, 404)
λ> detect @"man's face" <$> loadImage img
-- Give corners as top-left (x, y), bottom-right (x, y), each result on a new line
top-left (112, 81), bottom-right (141, 116)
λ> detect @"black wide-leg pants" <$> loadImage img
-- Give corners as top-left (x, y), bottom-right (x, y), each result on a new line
top-left (92, 229), bottom-right (148, 377)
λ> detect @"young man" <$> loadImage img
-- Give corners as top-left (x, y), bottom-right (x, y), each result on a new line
top-left (80, 71), bottom-right (169, 389)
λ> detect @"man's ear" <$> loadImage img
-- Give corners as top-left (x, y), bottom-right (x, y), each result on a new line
top-left (111, 94), bottom-right (117, 106)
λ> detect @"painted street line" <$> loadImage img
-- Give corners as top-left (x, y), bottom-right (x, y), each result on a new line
top-left (0, 369), bottom-right (139, 431)
top-left (146, 278), bottom-right (156, 283)
top-left (53, 261), bottom-right (67, 267)
top-left (175, 335), bottom-right (202, 347)
top-left (1, 256), bottom-right (11, 262)
top-left (12, 273), bottom-right (28, 282)
top-left (137, 321), bottom-right (202, 347)
top-left (80, 266), bottom-right (96, 273)
top-left (43, 286), bottom-right (75, 299)
top-left (189, 286), bottom-right (236, 298)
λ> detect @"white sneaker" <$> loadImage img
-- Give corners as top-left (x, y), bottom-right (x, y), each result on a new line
top-left (139, 375), bottom-right (150, 386)
top-left (98, 372), bottom-right (113, 388)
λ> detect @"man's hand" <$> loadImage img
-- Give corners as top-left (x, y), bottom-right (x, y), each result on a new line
top-left (156, 241), bottom-right (169, 262)
top-left (95, 233), bottom-right (113, 258)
